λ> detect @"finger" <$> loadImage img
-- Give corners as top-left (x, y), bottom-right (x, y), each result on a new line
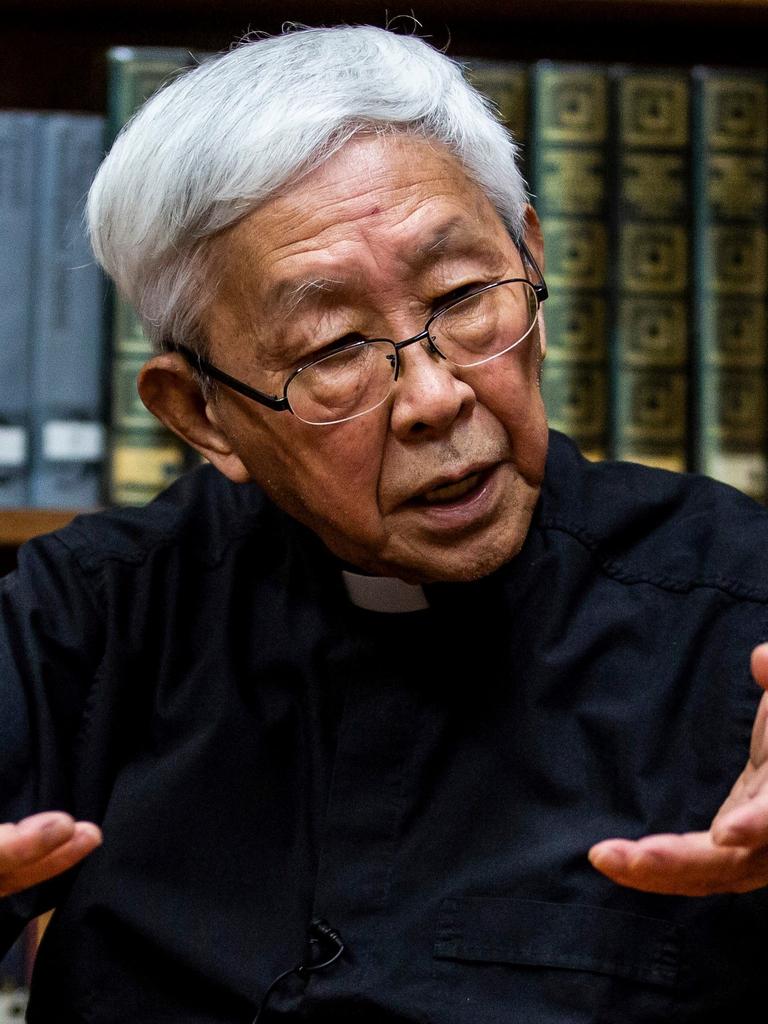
top-left (713, 783), bottom-right (768, 845)
top-left (750, 643), bottom-right (768, 693)
top-left (749, 692), bottom-right (768, 768)
top-left (588, 832), bottom-right (762, 896)
top-left (0, 812), bottom-right (78, 872)
top-left (0, 821), bottom-right (102, 898)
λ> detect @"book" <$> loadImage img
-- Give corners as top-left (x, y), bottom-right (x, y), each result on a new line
top-left (105, 47), bottom-right (202, 506)
top-left (609, 66), bottom-right (692, 472)
top-left (0, 112), bottom-right (39, 506)
top-left (530, 62), bottom-right (611, 462)
top-left (29, 112), bottom-right (108, 509)
top-left (691, 67), bottom-right (768, 501)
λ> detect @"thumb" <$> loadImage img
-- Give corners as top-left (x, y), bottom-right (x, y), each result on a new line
top-left (751, 643), bottom-right (768, 692)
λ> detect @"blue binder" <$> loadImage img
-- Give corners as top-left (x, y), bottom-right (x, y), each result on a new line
top-left (29, 112), bottom-right (107, 509)
top-left (0, 112), bottom-right (39, 506)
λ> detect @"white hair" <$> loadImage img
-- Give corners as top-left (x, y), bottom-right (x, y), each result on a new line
top-left (87, 24), bottom-right (529, 356)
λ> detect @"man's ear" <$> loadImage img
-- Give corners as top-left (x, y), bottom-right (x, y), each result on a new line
top-left (522, 203), bottom-right (545, 273)
top-left (137, 353), bottom-right (251, 484)
top-left (521, 204), bottom-right (546, 361)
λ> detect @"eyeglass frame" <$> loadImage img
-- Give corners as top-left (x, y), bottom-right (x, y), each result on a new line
top-left (172, 238), bottom-right (548, 418)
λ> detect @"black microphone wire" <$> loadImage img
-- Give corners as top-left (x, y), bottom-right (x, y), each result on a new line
top-left (250, 918), bottom-right (345, 1024)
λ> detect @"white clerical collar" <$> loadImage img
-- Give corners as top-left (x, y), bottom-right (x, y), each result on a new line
top-left (341, 570), bottom-right (429, 613)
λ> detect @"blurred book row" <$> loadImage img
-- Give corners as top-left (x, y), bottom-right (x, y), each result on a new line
top-left (0, 48), bottom-right (204, 514)
top-left (0, 109), bottom-right (107, 511)
top-left (1, 50), bottom-right (767, 510)
top-left (468, 58), bottom-right (768, 502)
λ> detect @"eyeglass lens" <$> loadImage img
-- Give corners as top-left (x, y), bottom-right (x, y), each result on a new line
top-left (288, 280), bottom-right (538, 425)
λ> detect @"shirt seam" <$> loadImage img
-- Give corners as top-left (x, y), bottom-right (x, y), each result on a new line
top-left (53, 515), bottom-right (270, 575)
top-left (47, 535), bottom-right (107, 624)
top-left (538, 515), bottom-right (768, 605)
top-left (46, 537), bottom-right (112, 779)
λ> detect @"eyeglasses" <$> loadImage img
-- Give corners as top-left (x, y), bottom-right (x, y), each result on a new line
top-left (175, 240), bottom-right (547, 426)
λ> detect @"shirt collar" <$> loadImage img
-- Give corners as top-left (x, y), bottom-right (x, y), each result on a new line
top-left (341, 570), bottom-right (429, 613)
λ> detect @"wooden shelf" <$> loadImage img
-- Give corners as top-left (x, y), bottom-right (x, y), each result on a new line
top-left (0, 509), bottom-right (84, 548)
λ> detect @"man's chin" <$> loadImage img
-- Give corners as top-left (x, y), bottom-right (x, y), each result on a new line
top-left (386, 491), bottom-right (540, 584)
top-left (399, 539), bottom-right (526, 585)
top-left (338, 530), bottom-right (528, 585)
top-left (318, 485), bottom-right (539, 584)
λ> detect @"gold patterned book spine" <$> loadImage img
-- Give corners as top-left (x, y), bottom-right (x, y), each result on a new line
top-left (691, 68), bottom-right (768, 502)
top-left (531, 62), bottom-right (610, 462)
top-left (610, 68), bottom-right (691, 472)
top-left (105, 48), bottom-right (200, 506)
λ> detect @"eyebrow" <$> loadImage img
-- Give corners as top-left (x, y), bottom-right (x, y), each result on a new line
top-left (412, 218), bottom-right (490, 265)
top-left (272, 275), bottom-right (344, 317)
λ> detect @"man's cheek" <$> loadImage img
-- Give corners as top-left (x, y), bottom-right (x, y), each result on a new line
top-left (314, 460), bottom-right (381, 515)
top-left (488, 377), bottom-right (545, 433)
top-left (314, 427), bottom-right (386, 491)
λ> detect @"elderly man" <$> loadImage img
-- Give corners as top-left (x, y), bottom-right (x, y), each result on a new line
top-left (2, 24), bottom-right (768, 1023)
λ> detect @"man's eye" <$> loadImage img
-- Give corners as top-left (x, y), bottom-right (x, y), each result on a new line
top-left (305, 333), bottom-right (367, 364)
top-left (435, 284), bottom-right (483, 309)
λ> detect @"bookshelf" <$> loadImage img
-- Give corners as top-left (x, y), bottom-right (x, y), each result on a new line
top-left (1, 0), bottom-right (768, 560)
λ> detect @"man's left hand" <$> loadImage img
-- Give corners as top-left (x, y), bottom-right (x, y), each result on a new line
top-left (589, 643), bottom-right (768, 896)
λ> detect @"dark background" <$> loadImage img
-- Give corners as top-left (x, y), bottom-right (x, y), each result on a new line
top-left (3, 0), bottom-right (768, 113)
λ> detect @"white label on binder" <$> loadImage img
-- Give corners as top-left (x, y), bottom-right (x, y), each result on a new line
top-left (43, 421), bottom-right (105, 462)
top-left (708, 452), bottom-right (767, 496)
top-left (0, 426), bottom-right (28, 467)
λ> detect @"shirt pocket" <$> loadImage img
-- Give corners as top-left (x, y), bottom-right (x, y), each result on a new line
top-left (432, 896), bottom-right (681, 1024)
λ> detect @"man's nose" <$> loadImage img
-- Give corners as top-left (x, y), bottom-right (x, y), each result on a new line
top-left (388, 336), bottom-right (476, 439)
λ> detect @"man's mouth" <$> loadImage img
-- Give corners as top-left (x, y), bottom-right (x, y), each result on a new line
top-left (421, 470), bottom-right (485, 505)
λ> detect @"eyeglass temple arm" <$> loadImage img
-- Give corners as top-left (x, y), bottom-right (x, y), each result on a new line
top-left (517, 237), bottom-right (548, 304)
top-left (174, 343), bottom-right (290, 411)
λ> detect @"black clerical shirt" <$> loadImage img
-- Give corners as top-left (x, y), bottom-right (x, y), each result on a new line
top-left (2, 431), bottom-right (768, 1022)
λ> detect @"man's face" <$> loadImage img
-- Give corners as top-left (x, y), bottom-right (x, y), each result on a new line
top-left (203, 134), bottom-right (548, 583)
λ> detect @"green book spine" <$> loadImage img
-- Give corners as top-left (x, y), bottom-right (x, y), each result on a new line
top-left (691, 67), bottom-right (768, 502)
top-left (105, 47), bottom-right (200, 506)
top-left (609, 67), bottom-right (691, 472)
top-left (531, 62), bottom-right (610, 462)
top-left (463, 59), bottom-right (529, 179)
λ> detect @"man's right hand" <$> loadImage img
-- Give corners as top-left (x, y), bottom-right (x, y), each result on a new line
top-left (0, 812), bottom-right (102, 897)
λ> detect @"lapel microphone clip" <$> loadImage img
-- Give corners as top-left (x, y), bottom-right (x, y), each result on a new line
top-left (251, 918), bottom-right (346, 1023)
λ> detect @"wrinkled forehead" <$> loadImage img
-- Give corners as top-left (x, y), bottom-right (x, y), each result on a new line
top-left (205, 135), bottom-right (513, 334)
